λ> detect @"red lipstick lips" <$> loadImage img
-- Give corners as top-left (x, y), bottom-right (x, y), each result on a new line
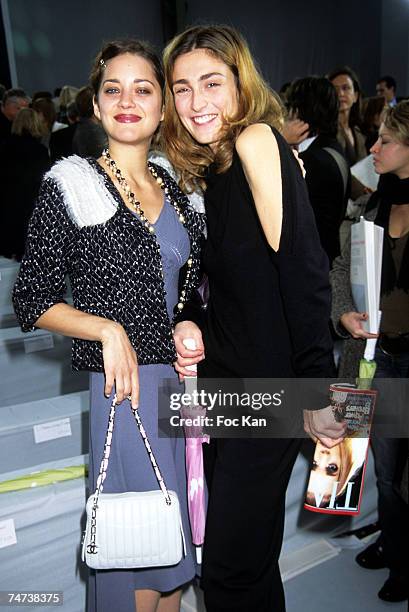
top-left (114, 114), bottom-right (141, 123)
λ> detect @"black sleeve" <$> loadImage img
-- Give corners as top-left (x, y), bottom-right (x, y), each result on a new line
top-left (329, 232), bottom-right (357, 338)
top-left (12, 177), bottom-right (78, 332)
top-left (273, 137), bottom-right (336, 378)
top-left (274, 247), bottom-right (336, 378)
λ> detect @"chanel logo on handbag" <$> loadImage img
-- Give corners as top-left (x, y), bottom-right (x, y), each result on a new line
top-left (82, 396), bottom-right (186, 570)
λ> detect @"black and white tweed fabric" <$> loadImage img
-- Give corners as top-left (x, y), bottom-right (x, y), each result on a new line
top-left (13, 156), bottom-right (205, 372)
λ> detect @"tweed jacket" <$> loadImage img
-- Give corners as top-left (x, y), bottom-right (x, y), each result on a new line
top-left (330, 196), bottom-right (377, 377)
top-left (13, 155), bottom-right (205, 372)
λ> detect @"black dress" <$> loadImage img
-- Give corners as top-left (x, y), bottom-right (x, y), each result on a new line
top-left (196, 127), bottom-right (335, 612)
top-left (199, 127), bottom-right (334, 380)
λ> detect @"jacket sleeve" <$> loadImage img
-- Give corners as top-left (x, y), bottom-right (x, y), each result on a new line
top-left (272, 151), bottom-right (336, 378)
top-left (329, 231), bottom-right (357, 339)
top-left (274, 246), bottom-right (336, 378)
top-left (12, 177), bottom-right (78, 332)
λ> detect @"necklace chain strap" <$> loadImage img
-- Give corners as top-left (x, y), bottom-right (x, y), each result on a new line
top-left (102, 148), bottom-right (192, 312)
top-left (102, 148), bottom-right (187, 232)
top-left (87, 395), bottom-right (172, 555)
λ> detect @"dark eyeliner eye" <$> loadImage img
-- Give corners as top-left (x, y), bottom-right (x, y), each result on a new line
top-left (327, 463), bottom-right (338, 474)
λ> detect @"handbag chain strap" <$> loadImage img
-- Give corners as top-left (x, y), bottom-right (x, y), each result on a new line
top-left (87, 395), bottom-right (172, 555)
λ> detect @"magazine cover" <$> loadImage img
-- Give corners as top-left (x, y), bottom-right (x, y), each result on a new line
top-left (304, 384), bottom-right (377, 515)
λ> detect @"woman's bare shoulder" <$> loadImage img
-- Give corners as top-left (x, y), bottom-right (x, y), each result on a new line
top-left (236, 123), bottom-right (278, 159)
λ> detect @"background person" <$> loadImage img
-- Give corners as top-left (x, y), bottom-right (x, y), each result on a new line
top-left (286, 76), bottom-right (350, 265)
top-left (376, 75), bottom-right (398, 107)
top-left (57, 85), bottom-right (79, 124)
top-left (0, 88), bottom-right (30, 143)
top-left (32, 97), bottom-right (67, 150)
top-left (49, 100), bottom-right (79, 163)
top-left (328, 66), bottom-right (367, 200)
top-left (362, 95), bottom-right (388, 152)
top-left (72, 85), bottom-right (107, 158)
top-left (330, 100), bottom-right (409, 603)
top-left (0, 107), bottom-right (50, 259)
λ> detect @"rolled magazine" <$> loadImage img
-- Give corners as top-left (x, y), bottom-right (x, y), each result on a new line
top-left (304, 383), bottom-right (377, 515)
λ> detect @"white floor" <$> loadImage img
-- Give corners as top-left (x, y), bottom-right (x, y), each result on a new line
top-left (181, 539), bottom-right (407, 612)
top-left (284, 545), bottom-right (407, 612)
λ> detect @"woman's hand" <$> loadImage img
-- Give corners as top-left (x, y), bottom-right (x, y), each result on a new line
top-left (304, 406), bottom-right (348, 448)
top-left (173, 321), bottom-right (205, 379)
top-left (340, 312), bottom-right (379, 339)
top-left (100, 321), bottom-right (139, 408)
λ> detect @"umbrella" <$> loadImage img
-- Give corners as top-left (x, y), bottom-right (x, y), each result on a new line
top-left (181, 337), bottom-right (209, 561)
top-left (181, 404), bottom-right (209, 561)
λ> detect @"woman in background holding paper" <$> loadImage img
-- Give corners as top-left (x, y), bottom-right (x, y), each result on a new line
top-left (330, 100), bottom-right (409, 603)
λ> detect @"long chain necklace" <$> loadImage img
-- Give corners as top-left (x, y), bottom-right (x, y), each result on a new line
top-left (102, 148), bottom-right (192, 313)
top-left (102, 148), bottom-right (185, 233)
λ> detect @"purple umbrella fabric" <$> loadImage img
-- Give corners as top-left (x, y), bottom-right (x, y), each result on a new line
top-left (181, 406), bottom-right (209, 546)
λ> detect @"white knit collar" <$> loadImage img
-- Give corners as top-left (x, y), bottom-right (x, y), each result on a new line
top-left (46, 155), bottom-right (118, 228)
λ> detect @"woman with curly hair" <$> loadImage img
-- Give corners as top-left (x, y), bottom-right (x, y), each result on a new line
top-left (162, 25), bottom-right (345, 611)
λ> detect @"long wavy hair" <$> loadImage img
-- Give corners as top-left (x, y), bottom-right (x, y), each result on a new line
top-left (162, 25), bottom-right (283, 192)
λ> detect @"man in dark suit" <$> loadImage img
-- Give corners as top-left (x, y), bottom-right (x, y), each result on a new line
top-left (287, 76), bottom-right (351, 266)
top-left (49, 101), bottom-right (79, 163)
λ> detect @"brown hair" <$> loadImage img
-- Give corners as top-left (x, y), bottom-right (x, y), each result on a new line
top-left (75, 86), bottom-right (94, 118)
top-left (362, 96), bottom-right (387, 135)
top-left (90, 39), bottom-right (164, 97)
top-left (31, 98), bottom-right (56, 132)
top-left (11, 107), bottom-right (46, 139)
top-left (383, 100), bottom-right (409, 146)
top-left (162, 25), bottom-right (284, 192)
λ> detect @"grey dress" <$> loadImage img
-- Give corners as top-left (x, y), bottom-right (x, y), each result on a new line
top-left (87, 199), bottom-right (196, 612)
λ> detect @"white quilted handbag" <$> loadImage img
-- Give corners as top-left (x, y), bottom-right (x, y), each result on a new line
top-left (82, 396), bottom-right (186, 570)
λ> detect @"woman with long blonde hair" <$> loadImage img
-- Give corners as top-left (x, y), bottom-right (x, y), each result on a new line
top-left (162, 25), bottom-right (345, 611)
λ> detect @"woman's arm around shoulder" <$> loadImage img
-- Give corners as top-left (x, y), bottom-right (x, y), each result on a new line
top-left (236, 123), bottom-right (282, 252)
